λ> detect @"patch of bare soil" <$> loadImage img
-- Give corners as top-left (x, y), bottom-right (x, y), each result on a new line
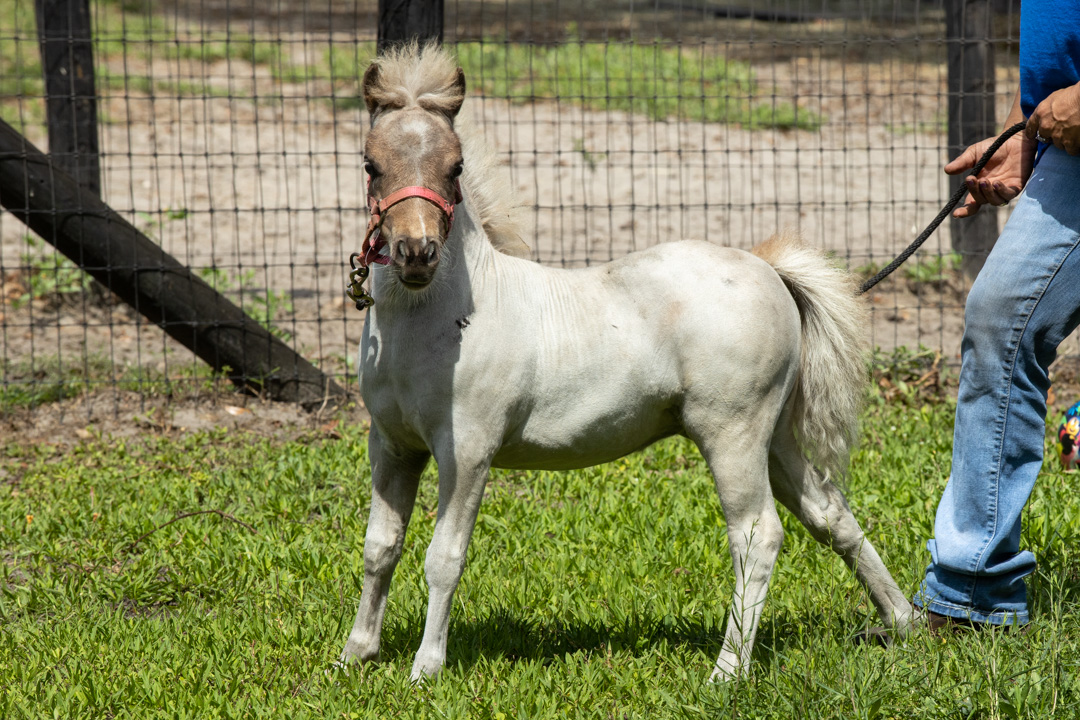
top-left (1, 388), bottom-right (368, 448)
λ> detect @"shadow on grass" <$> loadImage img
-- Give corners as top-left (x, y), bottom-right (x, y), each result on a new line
top-left (374, 605), bottom-right (881, 672)
top-left (373, 606), bottom-right (719, 669)
top-left (1029, 566), bottom-right (1080, 620)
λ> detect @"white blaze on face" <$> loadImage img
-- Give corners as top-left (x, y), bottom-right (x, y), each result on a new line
top-left (398, 114), bottom-right (439, 240)
top-left (398, 114), bottom-right (435, 184)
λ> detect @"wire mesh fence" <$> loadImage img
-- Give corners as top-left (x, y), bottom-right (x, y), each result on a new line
top-left (0, 0), bottom-right (1042, 415)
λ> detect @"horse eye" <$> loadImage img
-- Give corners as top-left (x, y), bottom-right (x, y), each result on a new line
top-left (450, 161), bottom-right (463, 179)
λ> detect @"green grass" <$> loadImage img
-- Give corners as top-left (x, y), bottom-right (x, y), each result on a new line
top-left (456, 40), bottom-right (820, 129)
top-left (0, 0), bottom-right (43, 131)
top-left (904, 252), bottom-right (963, 286)
top-left (2, 399), bottom-right (1079, 718)
top-left (7, 235), bottom-right (93, 310)
top-left (197, 267), bottom-right (295, 342)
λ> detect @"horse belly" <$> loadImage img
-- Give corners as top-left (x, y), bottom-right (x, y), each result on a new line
top-left (490, 397), bottom-right (682, 471)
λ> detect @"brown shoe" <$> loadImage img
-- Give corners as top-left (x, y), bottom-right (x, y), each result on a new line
top-left (927, 610), bottom-right (1027, 634)
top-left (927, 610), bottom-right (977, 633)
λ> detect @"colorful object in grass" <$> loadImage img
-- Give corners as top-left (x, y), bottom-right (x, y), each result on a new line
top-left (1057, 401), bottom-right (1080, 471)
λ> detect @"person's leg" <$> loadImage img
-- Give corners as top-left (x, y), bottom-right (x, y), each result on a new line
top-left (916, 147), bottom-right (1080, 625)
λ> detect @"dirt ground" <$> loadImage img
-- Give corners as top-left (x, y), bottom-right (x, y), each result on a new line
top-left (0, 388), bottom-right (369, 448)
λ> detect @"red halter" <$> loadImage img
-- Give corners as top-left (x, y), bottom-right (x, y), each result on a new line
top-left (346, 178), bottom-right (463, 310)
top-left (357, 178), bottom-right (463, 268)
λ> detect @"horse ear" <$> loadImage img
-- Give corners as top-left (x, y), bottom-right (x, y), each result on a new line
top-left (446, 67), bottom-right (466, 120)
top-left (363, 63), bottom-right (408, 120)
top-left (362, 64), bottom-right (383, 118)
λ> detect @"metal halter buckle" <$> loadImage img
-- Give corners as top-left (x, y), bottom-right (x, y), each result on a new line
top-left (345, 252), bottom-right (374, 310)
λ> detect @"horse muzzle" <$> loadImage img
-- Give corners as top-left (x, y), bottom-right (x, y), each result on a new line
top-left (350, 181), bottom-right (461, 300)
top-left (392, 236), bottom-right (442, 288)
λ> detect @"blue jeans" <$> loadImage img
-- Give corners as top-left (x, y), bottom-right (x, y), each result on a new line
top-left (915, 146), bottom-right (1080, 625)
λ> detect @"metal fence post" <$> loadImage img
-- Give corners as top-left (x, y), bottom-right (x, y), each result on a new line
top-left (35, 0), bottom-right (99, 196)
top-left (378, 0), bottom-right (444, 53)
top-left (946, 0), bottom-right (998, 281)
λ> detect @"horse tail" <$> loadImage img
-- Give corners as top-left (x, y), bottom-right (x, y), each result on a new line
top-left (751, 231), bottom-right (869, 480)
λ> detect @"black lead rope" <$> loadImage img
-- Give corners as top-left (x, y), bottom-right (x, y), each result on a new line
top-left (856, 121), bottom-right (1029, 296)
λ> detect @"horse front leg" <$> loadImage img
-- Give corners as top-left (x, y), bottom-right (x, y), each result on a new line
top-left (410, 450), bottom-right (492, 682)
top-left (340, 427), bottom-right (429, 666)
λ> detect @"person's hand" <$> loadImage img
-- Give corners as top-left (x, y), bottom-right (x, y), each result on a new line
top-left (1026, 83), bottom-right (1080, 155)
top-left (945, 132), bottom-right (1037, 218)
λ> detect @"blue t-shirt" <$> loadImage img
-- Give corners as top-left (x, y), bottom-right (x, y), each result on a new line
top-left (1020, 0), bottom-right (1080, 116)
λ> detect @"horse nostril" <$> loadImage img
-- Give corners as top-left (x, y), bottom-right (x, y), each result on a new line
top-left (392, 237), bottom-right (439, 266)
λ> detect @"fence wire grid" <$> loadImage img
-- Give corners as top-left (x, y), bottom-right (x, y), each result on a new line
top-left (0, 0), bottom-right (1048, 415)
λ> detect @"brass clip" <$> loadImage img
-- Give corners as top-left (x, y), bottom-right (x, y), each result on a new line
top-left (345, 253), bottom-right (374, 310)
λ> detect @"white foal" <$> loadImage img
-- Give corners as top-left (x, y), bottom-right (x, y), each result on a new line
top-left (338, 44), bottom-right (916, 683)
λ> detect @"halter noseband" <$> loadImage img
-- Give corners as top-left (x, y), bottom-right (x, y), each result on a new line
top-left (359, 179), bottom-right (462, 267)
top-left (346, 178), bottom-right (463, 310)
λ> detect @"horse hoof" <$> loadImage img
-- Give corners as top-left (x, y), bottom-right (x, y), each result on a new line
top-left (852, 627), bottom-right (893, 647)
top-left (708, 666), bottom-right (746, 684)
top-left (409, 658), bottom-right (443, 684)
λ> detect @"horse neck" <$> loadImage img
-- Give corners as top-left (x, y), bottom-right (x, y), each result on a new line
top-left (450, 197), bottom-right (499, 281)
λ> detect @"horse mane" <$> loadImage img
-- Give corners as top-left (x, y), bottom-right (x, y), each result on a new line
top-left (455, 113), bottom-right (531, 258)
top-left (366, 43), bottom-right (531, 258)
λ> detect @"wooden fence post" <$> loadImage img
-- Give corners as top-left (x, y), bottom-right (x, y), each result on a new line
top-left (946, 0), bottom-right (998, 281)
top-left (0, 120), bottom-right (346, 409)
top-left (378, 0), bottom-right (444, 53)
top-left (35, 0), bottom-right (99, 196)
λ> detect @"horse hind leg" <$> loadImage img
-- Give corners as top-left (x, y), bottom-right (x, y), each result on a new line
top-left (767, 407), bottom-right (916, 635)
top-left (692, 427), bottom-right (785, 682)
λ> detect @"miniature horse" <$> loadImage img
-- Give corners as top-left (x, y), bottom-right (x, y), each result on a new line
top-left (339, 44), bottom-right (915, 682)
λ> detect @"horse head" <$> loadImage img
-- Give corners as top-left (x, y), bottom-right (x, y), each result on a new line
top-left (361, 47), bottom-right (467, 290)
